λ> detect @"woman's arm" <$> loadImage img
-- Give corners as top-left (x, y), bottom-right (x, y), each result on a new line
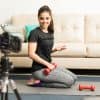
top-left (28, 42), bottom-right (54, 69)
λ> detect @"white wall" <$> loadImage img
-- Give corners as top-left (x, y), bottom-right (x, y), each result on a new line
top-left (0, 0), bottom-right (100, 23)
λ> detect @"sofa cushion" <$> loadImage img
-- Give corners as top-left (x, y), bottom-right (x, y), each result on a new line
top-left (8, 43), bottom-right (87, 57)
top-left (8, 57), bottom-right (32, 68)
top-left (52, 58), bottom-right (100, 69)
top-left (11, 14), bottom-right (38, 27)
top-left (51, 43), bottom-right (86, 57)
top-left (11, 14), bottom-right (84, 43)
top-left (86, 44), bottom-right (100, 57)
top-left (11, 14), bottom-right (39, 42)
top-left (8, 43), bottom-right (28, 56)
top-left (53, 14), bottom-right (84, 43)
top-left (85, 14), bottom-right (100, 43)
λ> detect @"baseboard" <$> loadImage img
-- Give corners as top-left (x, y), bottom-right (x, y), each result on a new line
top-left (9, 68), bottom-right (100, 75)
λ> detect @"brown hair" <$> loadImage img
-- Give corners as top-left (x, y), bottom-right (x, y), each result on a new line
top-left (38, 5), bottom-right (54, 33)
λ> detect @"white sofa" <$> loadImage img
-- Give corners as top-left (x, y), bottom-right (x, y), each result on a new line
top-left (1, 14), bottom-right (100, 70)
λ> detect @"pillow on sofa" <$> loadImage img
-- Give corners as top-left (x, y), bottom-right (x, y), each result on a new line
top-left (25, 24), bottom-right (38, 41)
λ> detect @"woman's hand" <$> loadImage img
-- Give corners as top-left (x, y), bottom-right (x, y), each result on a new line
top-left (47, 63), bottom-right (55, 70)
top-left (55, 44), bottom-right (66, 51)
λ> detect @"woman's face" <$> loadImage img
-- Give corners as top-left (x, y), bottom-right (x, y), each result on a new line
top-left (38, 11), bottom-right (51, 30)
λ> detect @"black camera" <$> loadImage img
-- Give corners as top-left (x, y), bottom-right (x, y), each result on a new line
top-left (0, 25), bottom-right (22, 75)
top-left (0, 31), bottom-right (21, 53)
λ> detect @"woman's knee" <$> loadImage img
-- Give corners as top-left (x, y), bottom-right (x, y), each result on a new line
top-left (65, 76), bottom-right (76, 87)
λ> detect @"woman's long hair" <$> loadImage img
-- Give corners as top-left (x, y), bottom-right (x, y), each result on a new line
top-left (38, 5), bottom-right (54, 33)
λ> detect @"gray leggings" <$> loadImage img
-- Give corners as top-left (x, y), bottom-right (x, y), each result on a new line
top-left (32, 67), bottom-right (77, 88)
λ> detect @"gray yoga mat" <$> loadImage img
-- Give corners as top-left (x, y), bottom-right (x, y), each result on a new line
top-left (7, 80), bottom-right (100, 96)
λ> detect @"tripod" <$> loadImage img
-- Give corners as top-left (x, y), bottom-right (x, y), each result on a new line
top-left (0, 52), bottom-right (22, 100)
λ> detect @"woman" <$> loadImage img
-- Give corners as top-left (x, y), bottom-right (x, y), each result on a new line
top-left (27, 5), bottom-right (77, 88)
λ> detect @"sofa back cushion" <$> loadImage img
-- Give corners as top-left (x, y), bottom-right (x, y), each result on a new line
top-left (85, 14), bottom-right (100, 43)
top-left (53, 14), bottom-right (84, 43)
top-left (11, 14), bottom-right (39, 42)
top-left (84, 15), bottom-right (100, 57)
top-left (11, 14), bottom-right (38, 26)
top-left (11, 14), bottom-right (84, 43)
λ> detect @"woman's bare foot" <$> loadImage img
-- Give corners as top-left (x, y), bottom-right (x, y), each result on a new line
top-left (26, 78), bottom-right (40, 86)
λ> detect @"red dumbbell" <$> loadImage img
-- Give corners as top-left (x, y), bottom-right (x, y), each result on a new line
top-left (79, 84), bottom-right (95, 91)
top-left (43, 63), bottom-right (57, 76)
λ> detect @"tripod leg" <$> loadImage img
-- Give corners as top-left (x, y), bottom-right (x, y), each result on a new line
top-left (1, 80), bottom-right (8, 100)
top-left (5, 86), bottom-right (8, 100)
top-left (1, 86), bottom-right (8, 100)
top-left (9, 79), bottom-right (22, 100)
top-left (1, 93), bottom-right (7, 100)
top-left (0, 80), bottom-right (2, 92)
